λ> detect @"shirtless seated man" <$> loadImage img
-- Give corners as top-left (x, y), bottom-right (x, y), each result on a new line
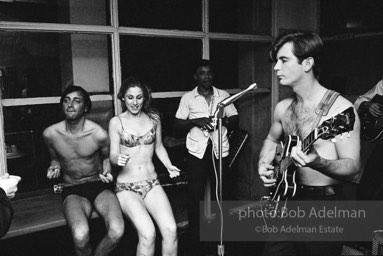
top-left (43, 85), bottom-right (124, 256)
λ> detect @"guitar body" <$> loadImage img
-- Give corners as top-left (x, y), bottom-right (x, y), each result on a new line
top-left (360, 111), bottom-right (383, 142)
top-left (360, 95), bottom-right (383, 142)
top-left (270, 135), bottom-right (299, 201)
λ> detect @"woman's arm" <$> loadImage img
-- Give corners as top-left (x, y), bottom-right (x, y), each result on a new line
top-left (154, 119), bottom-right (180, 178)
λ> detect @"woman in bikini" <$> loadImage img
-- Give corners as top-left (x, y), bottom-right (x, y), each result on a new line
top-left (109, 77), bottom-right (180, 256)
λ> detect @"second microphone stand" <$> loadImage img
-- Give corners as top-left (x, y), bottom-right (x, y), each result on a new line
top-left (212, 104), bottom-right (225, 256)
top-left (210, 83), bottom-right (257, 256)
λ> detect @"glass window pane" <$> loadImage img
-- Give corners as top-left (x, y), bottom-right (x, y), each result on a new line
top-left (209, 0), bottom-right (271, 35)
top-left (118, 0), bottom-right (201, 31)
top-left (210, 40), bottom-right (271, 89)
top-left (120, 36), bottom-right (202, 92)
top-left (0, 31), bottom-right (112, 99)
top-left (0, 0), bottom-right (109, 25)
top-left (4, 100), bottom-right (114, 194)
top-left (320, 0), bottom-right (383, 37)
top-left (152, 98), bottom-right (188, 174)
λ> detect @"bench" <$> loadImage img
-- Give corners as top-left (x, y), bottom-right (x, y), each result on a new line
top-left (2, 192), bottom-right (100, 239)
top-left (2, 175), bottom-right (189, 240)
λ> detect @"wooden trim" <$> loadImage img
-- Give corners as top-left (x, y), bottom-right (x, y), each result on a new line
top-left (208, 33), bottom-right (272, 42)
top-left (118, 27), bottom-right (206, 39)
top-left (1, 89), bottom-right (270, 107)
top-left (110, 0), bottom-right (122, 115)
top-left (0, 91), bottom-right (7, 175)
top-left (0, 21), bottom-right (115, 34)
top-left (1, 95), bottom-right (113, 107)
top-left (0, 22), bottom-right (273, 43)
top-left (271, 0), bottom-right (279, 123)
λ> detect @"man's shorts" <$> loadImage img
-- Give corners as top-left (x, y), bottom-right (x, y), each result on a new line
top-left (61, 180), bottom-right (113, 203)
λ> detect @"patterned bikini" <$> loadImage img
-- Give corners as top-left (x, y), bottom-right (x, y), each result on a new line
top-left (115, 116), bottom-right (160, 199)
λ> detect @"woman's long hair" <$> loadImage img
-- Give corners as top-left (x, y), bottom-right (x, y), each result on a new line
top-left (118, 77), bottom-right (160, 121)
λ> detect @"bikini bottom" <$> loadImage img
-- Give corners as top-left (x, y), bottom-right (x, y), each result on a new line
top-left (115, 178), bottom-right (160, 199)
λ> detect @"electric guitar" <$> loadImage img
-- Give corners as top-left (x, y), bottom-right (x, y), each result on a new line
top-left (267, 106), bottom-right (355, 203)
top-left (359, 95), bottom-right (383, 142)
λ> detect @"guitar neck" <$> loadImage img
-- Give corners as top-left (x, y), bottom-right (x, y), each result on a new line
top-left (302, 130), bottom-right (318, 153)
top-left (279, 130), bottom-right (318, 171)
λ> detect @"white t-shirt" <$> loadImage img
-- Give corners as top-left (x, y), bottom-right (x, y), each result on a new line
top-left (175, 86), bottom-right (238, 159)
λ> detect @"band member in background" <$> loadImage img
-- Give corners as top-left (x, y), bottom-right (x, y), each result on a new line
top-left (44, 85), bottom-right (124, 256)
top-left (258, 32), bottom-right (360, 256)
top-left (174, 59), bottom-right (238, 254)
top-left (354, 79), bottom-right (383, 200)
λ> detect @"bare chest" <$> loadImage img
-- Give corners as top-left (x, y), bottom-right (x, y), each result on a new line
top-left (282, 103), bottom-right (319, 139)
top-left (55, 134), bottom-right (99, 159)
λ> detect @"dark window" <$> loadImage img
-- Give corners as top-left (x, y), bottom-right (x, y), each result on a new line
top-left (118, 0), bottom-right (201, 31)
top-left (0, 0), bottom-right (109, 25)
top-left (120, 36), bottom-right (202, 92)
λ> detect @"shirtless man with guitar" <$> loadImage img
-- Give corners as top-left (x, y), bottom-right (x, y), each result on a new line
top-left (258, 32), bottom-right (361, 256)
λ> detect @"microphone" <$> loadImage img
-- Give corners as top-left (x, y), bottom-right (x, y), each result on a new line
top-left (217, 83), bottom-right (257, 108)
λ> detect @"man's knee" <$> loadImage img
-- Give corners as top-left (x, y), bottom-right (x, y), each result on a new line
top-left (72, 225), bottom-right (90, 246)
top-left (107, 219), bottom-right (125, 242)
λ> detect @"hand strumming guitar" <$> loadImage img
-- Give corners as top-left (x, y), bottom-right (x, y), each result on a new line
top-left (362, 101), bottom-right (383, 118)
top-left (258, 162), bottom-right (276, 187)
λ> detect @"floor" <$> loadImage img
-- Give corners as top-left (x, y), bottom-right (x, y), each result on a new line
top-left (0, 182), bottom-right (264, 256)
top-left (0, 212), bottom-right (263, 256)
top-left (0, 224), bottom-right (263, 256)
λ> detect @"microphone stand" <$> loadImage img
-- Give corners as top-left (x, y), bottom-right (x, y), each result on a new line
top-left (213, 105), bottom-right (225, 256)
top-left (212, 83), bottom-right (257, 256)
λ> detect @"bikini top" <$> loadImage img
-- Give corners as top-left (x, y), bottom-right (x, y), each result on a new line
top-left (118, 116), bottom-right (156, 147)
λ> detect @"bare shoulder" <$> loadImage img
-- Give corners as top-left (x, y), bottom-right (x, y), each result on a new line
top-left (274, 97), bottom-right (294, 119)
top-left (109, 115), bottom-right (122, 128)
top-left (329, 95), bottom-right (354, 117)
top-left (85, 120), bottom-right (108, 140)
top-left (43, 121), bottom-right (64, 139)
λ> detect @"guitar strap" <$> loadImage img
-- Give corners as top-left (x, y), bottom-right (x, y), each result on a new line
top-left (313, 89), bottom-right (340, 128)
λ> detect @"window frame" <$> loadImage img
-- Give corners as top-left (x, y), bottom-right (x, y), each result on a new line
top-left (0, 0), bottom-right (272, 177)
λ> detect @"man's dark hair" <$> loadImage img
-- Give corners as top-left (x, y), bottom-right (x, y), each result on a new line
top-left (270, 32), bottom-right (324, 78)
top-left (194, 59), bottom-right (213, 74)
top-left (60, 85), bottom-right (92, 113)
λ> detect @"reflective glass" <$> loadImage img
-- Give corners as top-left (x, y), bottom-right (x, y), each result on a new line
top-left (320, 0), bottom-right (383, 37)
top-left (120, 36), bottom-right (202, 92)
top-left (118, 0), bottom-right (201, 31)
top-left (0, 31), bottom-right (112, 99)
top-left (0, 0), bottom-right (109, 25)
